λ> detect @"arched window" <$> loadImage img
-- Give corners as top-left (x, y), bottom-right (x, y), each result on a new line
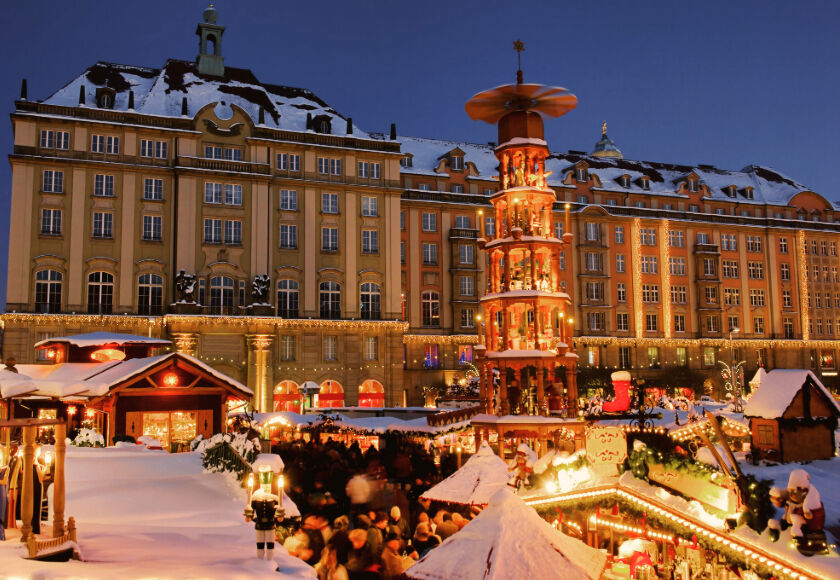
top-left (273, 380), bottom-right (300, 412)
top-left (138, 273), bottom-right (163, 315)
top-left (421, 291), bottom-right (440, 327)
top-left (34, 270), bottom-right (62, 313)
top-left (360, 282), bottom-right (380, 320)
top-left (358, 379), bottom-right (385, 408)
top-left (316, 380), bottom-right (344, 408)
top-left (319, 281), bottom-right (341, 319)
top-left (87, 272), bottom-right (114, 314)
top-left (276, 279), bottom-right (299, 318)
top-left (210, 276), bottom-right (234, 313)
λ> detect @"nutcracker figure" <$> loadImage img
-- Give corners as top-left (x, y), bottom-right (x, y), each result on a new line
top-left (768, 469), bottom-right (828, 555)
top-left (244, 463), bottom-right (285, 560)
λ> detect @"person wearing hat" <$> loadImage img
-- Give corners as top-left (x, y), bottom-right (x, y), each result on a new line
top-left (411, 522), bottom-right (440, 558)
top-left (366, 511), bottom-right (388, 557)
top-left (244, 464), bottom-right (284, 560)
top-left (381, 531), bottom-right (416, 579)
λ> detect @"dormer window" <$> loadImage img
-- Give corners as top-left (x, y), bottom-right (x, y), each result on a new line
top-left (450, 156), bottom-right (464, 171)
top-left (724, 185), bottom-right (737, 198)
top-left (687, 178), bottom-right (698, 193)
top-left (400, 155), bottom-right (413, 168)
top-left (619, 175), bottom-right (630, 188)
top-left (311, 114), bottom-right (332, 134)
top-left (95, 87), bottom-right (116, 109)
top-left (638, 177), bottom-right (650, 191)
top-left (740, 187), bottom-right (754, 200)
top-left (576, 168), bottom-right (588, 182)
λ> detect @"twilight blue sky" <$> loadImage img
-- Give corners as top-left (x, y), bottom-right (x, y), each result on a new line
top-left (1, 1), bottom-right (839, 309)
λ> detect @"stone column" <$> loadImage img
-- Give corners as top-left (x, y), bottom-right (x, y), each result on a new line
top-left (172, 333), bottom-right (198, 356)
top-left (537, 361), bottom-right (545, 414)
top-left (247, 334), bottom-right (274, 412)
top-left (20, 425), bottom-right (35, 543)
top-left (52, 422), bottom-right (67, 537)
top-left (565, 362), bottom-right (578, 417)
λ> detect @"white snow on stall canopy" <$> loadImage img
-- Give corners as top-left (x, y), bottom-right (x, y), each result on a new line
top-left (406, 487), bottom-right (605, 580)
top-left (34, 331), bottom-right (172, 348)
top-left (38, 60), bottom-right (370, 138)
top-left (394, 135), bottom-right (826, 207)
top-left (420, 441), bottom-right (509, 506)
top-left (743, 369), bottom-right (840, 419)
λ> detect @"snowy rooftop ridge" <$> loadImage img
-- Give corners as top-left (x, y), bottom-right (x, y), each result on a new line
top-left (396, 135), bottom-right (823, 208)
top-left (35, 59), bottom-right (370, 138)
top-left (34, 331), bottom-right (172, 348)
top-left (743, 369), bottom-right (840, 419)
top-left (420, 441), bottom-right (510, 506)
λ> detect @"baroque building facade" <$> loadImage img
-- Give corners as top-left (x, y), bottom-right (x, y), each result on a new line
top-left (5, 8), bottom-right (840, 411)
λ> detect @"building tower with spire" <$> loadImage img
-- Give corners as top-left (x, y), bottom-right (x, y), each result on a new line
top-left (467, 43), bottom-right (579, 417)
top-left (196, 4), bottom-right (225, 77)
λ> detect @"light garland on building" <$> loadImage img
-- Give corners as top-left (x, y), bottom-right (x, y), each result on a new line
top-left (402, 334), bottom-right (480, 345)
top-left (573, 335), bottom-right (840, 349)
top-left (632, 218), bottom-right (644, 339)
top-left (661, 219), bottom-right (672, 340)
top-left (589, 514), bottom-right (675, 543)
top-left (0, 313), bottom-right (164, 328)
top-left (797, 230), bottom-right (810, 342)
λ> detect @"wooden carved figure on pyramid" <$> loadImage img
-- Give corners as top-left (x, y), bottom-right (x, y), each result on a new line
top-left (244, 456), bottom-right (286, 561)
top-left (603, 371), bottom-right (632, 413)
top-left (768, 469), bottom-right (828, 555)
top-left (507, 443), bottom-right (536, 492)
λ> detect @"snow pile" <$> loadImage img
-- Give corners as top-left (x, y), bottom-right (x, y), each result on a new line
top-left (252, 453), bottom-right (284, 473)
top-left (421, 441), bottom-right (509, 506)
top-left (137, 435), bottom-right (162, 448)
top-left (0, 446), bottom-right (315, 579)
top-left (192, 431), bottom-right (259, 464)
top-left (71, 428), bottom-right (105, 448)
top-left (406, 487), bottom-right (605, 580)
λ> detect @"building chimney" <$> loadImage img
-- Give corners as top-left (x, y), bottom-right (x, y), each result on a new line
top-left (258, 107), bottom-right (265, 125)
top-left (306, 113), bottom-right (312, 130)
top-left (346, 117), bottom-right (353, 134)
top-left (181, 97), bottom-right (188, 117)
top-left (20, 79), bottom-right (27, 101)
top-left (390, 123), bottom-right (397, 140)
top-left (78, 84), bottom-right (85, 106)
top-left (128, 90), bottom-right (135, 110)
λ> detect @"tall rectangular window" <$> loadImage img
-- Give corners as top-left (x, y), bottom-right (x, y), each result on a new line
top-left (143, 178), bottom-right (163, 200)
top-left (224, 184), bottom-right (242, 206)
top-left (616, 282), bottom-right (626, 302)
top-left (779, 237), bottom-right (788, 253)
top-left (40, 209), bottom-right (62, 235)
top-left (142, 215), bottom-right (162, 241)
top-left (640, 228), bottom-right (657, 245)
top-left (322, 227), bottom-right (339, 251)
top-left (615, 254), bottom-right (625, 273)
top-left (204, 182), bottom-right (223, 204)
top-left (280, 189), bottom-right (297, 211)
top-left (43, 170), bottom-right (64, 193)
top-left (614, 226), bottom-right (624, 244)
top-left (748, 262), bottom-right (764, 279)
top-left (140, 139), bottom-right (153, 157)
top-left (619, 347), bottom-right (632, 369)
top-left (641, 256), bottom-right (658, 274)
top-left (41, 130), bottom-right (69, 149)
top-left (616, 313), bottom-right (629, 331)
top-left (721, 234), bottom-right (737, 251)
top-left (422, 212), bottom-right (437, 232)
top-left (322, 193), bottom-right (339, 214)
top-left (361, 196), bottom-right (379, 216)
top-left (280, 335), bottom-right (296, 361)
top-left (224, 220), bottom-right (242, 245)
top-left (461, 309), bottom-right (475, 328)
top-left (642, 284), bottom-right (659, 303)
top-left (323, 336), bottom-right (337, 361)
top-left (92, 212), bottom-right (113, 238)
top-left (702, 258), bottom-right (716, 277)
top-left (584, 222), bottom-right (601, 242)
top-left (155, 141), bottom-right (167, 158)
top-left (460, 276), bottom-right (474, 296)
top-left (724, 288), bottom-right (741, 306)
top-left (361, 229), bottom-right (379, 254)
top-left (675, 347), bottom-right (687, 367)
top-left (364, 337), bottom-right (378, 361)
top-left (422, 243), bottom-right (438, 265)
top-left (279, 224), bottom-right (297, 249)
top-left (459, 245), bottom-right (474, 264)
top-left (645, 314), bottom-right (658, 332)
top-left (669, 230), bottom-right (685, 247)
top-left (674, 315), bottom-right (685, 332)
top-left (203, 219), bottom-right (222, 244)
top-left (93, 174), bottom-right (115, 197)
top-left (91, 134), bottom-right (105, 153)
top-left (671, 286), bottom-right (687, 304)
top-left (669, 257), bottom-right (686, 276)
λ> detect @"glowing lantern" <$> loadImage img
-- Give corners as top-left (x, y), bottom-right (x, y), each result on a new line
top-left (85, 408), bottom-right (95, 419)
top-left (163, 372), bottom-right (179, 387)
top-left (90, 348), bottom-right (127, 362)
top-left (66, 406), bottom-right (77, 417)
top-left (46, 349), bottom-right (56, 359)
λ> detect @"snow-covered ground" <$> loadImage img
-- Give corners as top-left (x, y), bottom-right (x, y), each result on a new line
top-left (0, 446), bottom-right (314, 579)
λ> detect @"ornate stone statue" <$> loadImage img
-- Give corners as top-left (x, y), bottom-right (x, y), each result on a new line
top-left (175, 270), bottom-right (197, 303)
top-left (251, 275), bottom-right (271, 304)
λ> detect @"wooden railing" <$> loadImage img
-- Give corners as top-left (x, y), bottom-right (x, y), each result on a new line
top-left (27, 517), bottom-right (78, 559)
top-left (201, 440), bottom-right (253, 481)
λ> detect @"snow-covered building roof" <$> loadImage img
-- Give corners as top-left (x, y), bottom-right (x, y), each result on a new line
top-left (743, 369), bottom-right (840, 419)
top-left (37, 59), bottom-right (370, 138)
top-left (420, 441), bottom-right (509, 506)
top-left (396, 135), bottom-right (825, 208)
top-left (406, 487), bottom-right (606, 580)
top-left (34, 332), bottom-right (171, 348)
top-left (0, 352), bottom-right (252, 399)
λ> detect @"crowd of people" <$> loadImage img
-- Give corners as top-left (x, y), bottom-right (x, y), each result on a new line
top-left (271, 435), bottom-right (475, 580)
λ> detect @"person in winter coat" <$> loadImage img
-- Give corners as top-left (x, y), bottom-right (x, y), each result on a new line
top-left (381, 532), bottom-right (416, 579)
top-left (388, 506), bottom-right (410, 544)
top-left (411, 522), bottom-right (440, 558)
top-left (314, 544), bottom-right (349, 580)
top-left (345, 528), bottom-right (381, 580)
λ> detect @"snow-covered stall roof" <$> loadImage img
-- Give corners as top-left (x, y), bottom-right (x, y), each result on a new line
top-left (37, 60), bottom-right (370, 138)
top-left (744, 369), bottom-right (840, 419)
top-left (406, 487), bottom-right (605, 580)
top-left (395, 135), bottom-right (821, 207)
top-left (34, 331), bottom-right (172, 348)
top-left (0, 352), bottom-right (252, 399)
top-left (420, 441), bottom-right (509, 506)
